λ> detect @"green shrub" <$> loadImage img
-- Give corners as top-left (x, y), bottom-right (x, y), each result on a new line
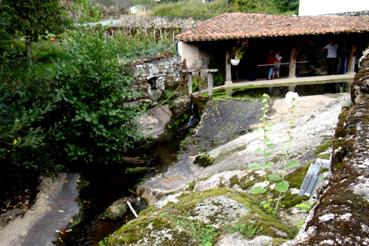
top-left (0, 27), bottom-right (174, 173)
top-left (47, 28), bottom-right (142, 165)
top-left (67, 0), bottom-right (103, 22)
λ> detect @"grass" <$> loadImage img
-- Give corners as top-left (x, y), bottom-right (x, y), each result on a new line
top-left (227, 223), bottom-right (262, 238)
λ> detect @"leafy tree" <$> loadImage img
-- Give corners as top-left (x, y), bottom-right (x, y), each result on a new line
top-left (274, 0), bottom-right (299, 14)
top-left (2, 0), bottom-right (70, 66)
top-left (62, 0), bottom-right (103, 23)
top-left (48, 28), bottom-right (142, 165)
top-left (0, 23), bottom-right (174, 174)
top-left (235, 0), bottom-right (298, 14)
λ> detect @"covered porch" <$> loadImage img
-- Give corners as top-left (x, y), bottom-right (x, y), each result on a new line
top-left (176, 13), bottom-right (369, 95)
top-left (222, 35), bottom-right (360, 85)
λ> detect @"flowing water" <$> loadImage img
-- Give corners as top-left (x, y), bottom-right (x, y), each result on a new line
top-left (56, 103), bottom-right (201, 246)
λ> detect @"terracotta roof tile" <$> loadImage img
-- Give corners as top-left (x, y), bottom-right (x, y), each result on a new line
top-left (177, 13), bottom-right (369, 41)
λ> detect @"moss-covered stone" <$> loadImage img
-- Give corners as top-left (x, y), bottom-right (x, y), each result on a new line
top-left (239, 174), bottom-right (259, 190)
top-left (102, 187), bottom-right (298, 245)
top-left (272, 238), bottom-right (288, 246)
top-left (285, 163), bottom-right (310, 189)
top-left (229, 175), bottom-right (240, 188)
top-left (314, 137), bottom-right (334, 155)
top-left (194, 153), bottom-right (215, 167)
top-left (125, 166), bottom-right (151, 175)
top-left (281, 193), bottom-right (309, 208)
top-left (317, 153), bottom-right (330, 160)
top-left (186, 181), bottom-right (195, 191)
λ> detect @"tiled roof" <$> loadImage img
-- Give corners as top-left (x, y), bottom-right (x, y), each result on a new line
top-left (176, 13), bottom-right (369, 42)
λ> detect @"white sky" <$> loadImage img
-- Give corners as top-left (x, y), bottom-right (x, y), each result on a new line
top-left (299, 0), bottom-right (369, 16)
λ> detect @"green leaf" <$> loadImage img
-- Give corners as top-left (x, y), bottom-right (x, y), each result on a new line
top-left (250, 186), bottom-right (267, 194)
top-left (275, 181), bottom-right (289, 193)
top-left (267, 143), bottom-right (276, 149)
top-left (248, 162), bottom-right (264, 170)
top-left (267, 173), bottom-right (282, 182)
top-left (287, 160), bottom-right (300, 169)
top-left (265, 151), bottom-right (273, 158)
top-left (264, 161), bottom-right (273, 169)
top-left (260, 200), bottom-right (270, 209)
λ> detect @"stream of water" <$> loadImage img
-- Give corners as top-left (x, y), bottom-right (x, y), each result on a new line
top-left (56, 104), bottom-right (200, 246)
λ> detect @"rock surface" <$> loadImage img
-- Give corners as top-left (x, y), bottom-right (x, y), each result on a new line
top-left (102, 198), bottom-right (129, 220)
top-left (138, 104), bottom-right (172, 139)
top-left (183, 100), bottom-right (262, 155)
top-left (0, 173), bottom-right (80, 246)
top-left (216, 233), bottom-right (273, 246)
top-left (105, 91), bottom-right (350, 246)
top-left (104, 187), bottom-right (296, 246)
top-left (139, 94), bottom-right (348, 203)
top-left (288, 49), bottom-right (369, 245)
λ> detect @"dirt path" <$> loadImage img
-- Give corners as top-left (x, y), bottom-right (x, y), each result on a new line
top-left (0, 173), bottom-right (80, 246)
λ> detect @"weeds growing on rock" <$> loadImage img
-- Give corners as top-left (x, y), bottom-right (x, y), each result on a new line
top-left (227, 222), bottom-right (261, 238)
top-left (248, 93), bottom-right (300, 214)
top-left (163, 213), bottom-right (219, 246)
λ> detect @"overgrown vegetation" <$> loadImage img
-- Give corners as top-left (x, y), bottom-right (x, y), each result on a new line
top-left (102, 187), bottom-right (297, 245)
top-left (0, 19), bottom-right (173, 174)
top-left (1, 0), bottom-right (70, 66)
top-left (64, 0), bottom-right (103, 23)
top-left (150, 0), bottom-right (299, 19)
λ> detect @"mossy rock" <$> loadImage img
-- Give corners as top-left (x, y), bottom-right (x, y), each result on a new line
top-left (314, 139), bottom-right (333, 155)
top-left (281, 193), bottom-right (309, 208)
top-left (285, 163), bottom-right (310, 188)
top-left (102, 198), bottom-right (128, 220)
top-left (229, 175), bottom-right (240, 188)
top-left (194, 153), bottom-right (215, 167)
top-left (102, 187), bottom-right (298, 245)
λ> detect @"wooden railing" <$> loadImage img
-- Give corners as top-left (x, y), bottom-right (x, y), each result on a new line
top-left (183, 69), bottom-right (218, 96)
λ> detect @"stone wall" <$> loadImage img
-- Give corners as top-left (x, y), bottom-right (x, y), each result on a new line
top-left (106, 15), bottom-right (197, 30)
top-left (133, 54), bottom-right (185, 103)
top-left (93, 15), bottom-right (197, 41)
top-left (132, 54), bottom-right (189, 140)
top-left (293, 49), bottom-right (369, 245)
top-left (338, 11), bottom-right (369, 16)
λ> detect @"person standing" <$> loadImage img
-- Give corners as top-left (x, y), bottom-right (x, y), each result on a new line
top-left (266, 50), bottom-right (276, 80)
top-left (323, 40), bottom-right (339, 75)
top-left (273, 51), bottom-right (282, 78)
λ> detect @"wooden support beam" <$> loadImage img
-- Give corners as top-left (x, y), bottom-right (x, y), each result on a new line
top-left (225, 49), bottom-right (232, 84)
top-left (187, 73), bottom-right (193, 95)
top-left (192, 74), bottom-right (355, 96)
top-left (208, 73), bottom-right (214, 97)
top-left (289, 46), bottom-right (297, 78)
top-left (347, 44), bottom-right (357, 73)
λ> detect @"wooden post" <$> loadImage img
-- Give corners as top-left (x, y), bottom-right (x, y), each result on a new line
top-left (188, 72), bottom-right (193, 95)
top-left (208, 72), bottom-right (214, 97)
top-left (347, 44), bottom-right (357, 73)
top-left (289, 46), bottom-right (297, 78)
top-left (225, 49), bottom-right (232, 84)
